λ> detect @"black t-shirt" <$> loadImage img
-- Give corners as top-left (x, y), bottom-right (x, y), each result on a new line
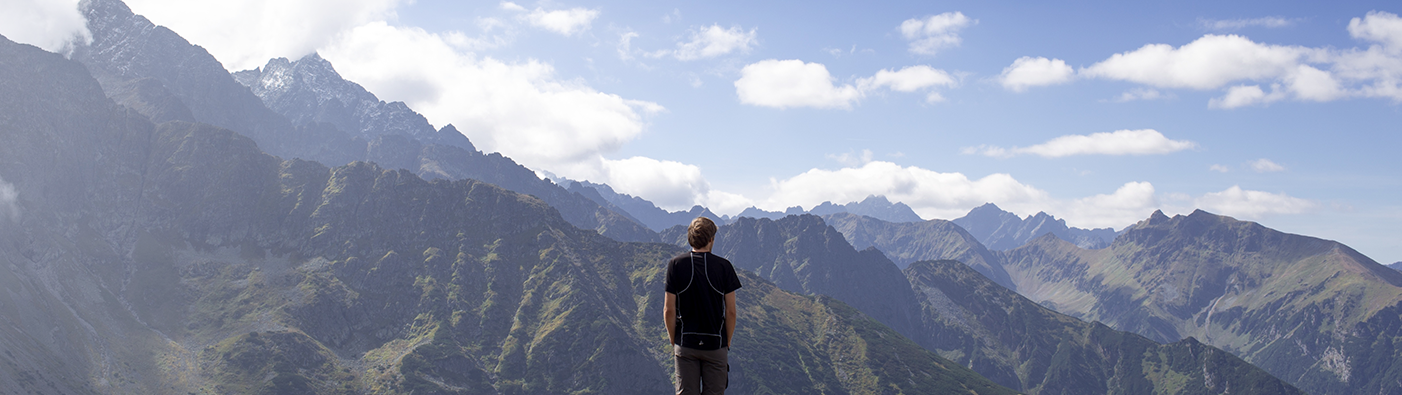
top-left (665, 251), bottom-right (742, 350)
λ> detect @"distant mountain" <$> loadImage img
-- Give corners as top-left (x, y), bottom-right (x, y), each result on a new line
top-left (1389, 261), bottom-right (1402, 271)
top-left (1000, 210), bottom-right (1402, 394)
top-left (0, 36), bottom-right (1015, 394)
top-left (563, 179), bottom-right (722, 231)
top-left (726, 195), bottom-right (923, 224)
top-left (664, 215), bottom-right (1302, 394)
top-left (953, 203), bottom-right (1116, 250)
top-left (70, 0), bottom-right (655, 243)
top-left (822, 212), bottom-right (1016, 290)
top-left (810, 195), bottom-right (924, 223)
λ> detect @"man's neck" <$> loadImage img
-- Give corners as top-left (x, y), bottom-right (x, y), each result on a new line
top-left (691, 249), bottom-right (711, 253)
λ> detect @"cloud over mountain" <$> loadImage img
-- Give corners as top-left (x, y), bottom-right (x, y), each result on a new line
top-left (0, 0), bottom-right (90, 53)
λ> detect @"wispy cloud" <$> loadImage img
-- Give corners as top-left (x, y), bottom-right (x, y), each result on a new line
top-left (1195, 186), bottom-right (1316, 219)
top-left (899, 12), bottom-right (975, 56)
top-left (735, 60), bottom-right (956, 109)
top-left (1198, 17), bottom-right (1296, 31)
top-left (1210, 164), bottom-right (1230, 173)
top-left (501, 1), bottom-right (599, 36)
top-left (649, 24), bottom-right (758, 61)
top-left (964, 129), bottom-right (1198, 158)
top-left (1249, 158), bottom-right (1286, 172)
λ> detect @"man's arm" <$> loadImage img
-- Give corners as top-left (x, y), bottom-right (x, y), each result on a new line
top-left (664, 292), bottom-right (678, 344)
top-left (724, 291), bottom-right (737, 348)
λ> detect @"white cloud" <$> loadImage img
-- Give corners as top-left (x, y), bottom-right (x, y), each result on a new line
top-left (1081, 34), bottom-right (1316, 90)
top-left (1208, 84), bottom-right (1284, 108)
top-left (0, 177), bottom-right (18, 221)
top-left (1194, 186), bottom-right (1316, 219)
top-left (900, 12), bottom-right (975, 56)
top-left (1061, 182), bottom-right (1159, 229)
top-left (735, 59), bottom-right (862, 109)
top-left (1249, 158), bottom-right (1285, 172)
top-left (762, 161), bottom-right (1052, 220)
top-left (1114, 88), bottom-right (1173, 102)
top-left (967, 129), bottom-right (1197, 158)
top-left (827, 149), bottom-right (874, 167)
top-left (125, 0), bottom-right (404, 71)
top-left (735, 60), bottom-right (956, 109)
top-left (321, 21), bottom-right (662, 178)
top-left (0, 0), bottom-right (90, 54)
top-left (599, 157), bottom-right (709, 210)
top-left (1349, 11), bottom-right (1402, 51)
top-left (503, 2), bottom-right (599, 36)
top-left (999, 56), bottom-right (1074, 92)
top-left (652, 24), bottom-right (757, 61)
top-left (858, 65), bottom-right (956, 92)
top-left (1210, 164), bottom-right (1230, 173)
top-left (1198, 17), bottom-right (1295, 31)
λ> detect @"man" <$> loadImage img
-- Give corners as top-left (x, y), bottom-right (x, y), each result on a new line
top-left (664, 217), bottom-right (741, 395)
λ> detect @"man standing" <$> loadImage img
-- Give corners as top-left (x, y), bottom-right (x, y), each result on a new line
top-left (664, 217), bottom-right (741, 395)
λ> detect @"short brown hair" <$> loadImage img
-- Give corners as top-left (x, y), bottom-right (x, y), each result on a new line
top-left (687, 217), bottom-right (717, 249)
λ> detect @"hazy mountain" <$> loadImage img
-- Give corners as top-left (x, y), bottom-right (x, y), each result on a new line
top-left (70, 0), bottom-right (656, 243)
top-left (0, 36), bottom-right (1015, 394)
top-left (665, 215), bottom-right (1302, 394)
top-left (953, 203), bottom-right (1116, 250)
top-left (563, 179), bottom-right (722, 231)
top-left (725, 195), bottom-right (922, 225)
top-left (1000, 210), bottom-right (1402, 394)
top-left (822, 212), bottom-right (1016, 290)
top-left (810, 195), bottom-right (924, 223)
top-left (1389, 261), bottom-right (1401, 271)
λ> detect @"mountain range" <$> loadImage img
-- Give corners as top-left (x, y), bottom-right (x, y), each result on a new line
top-left (2, 0), bottom-right (1394, 393)
top-left (0, 33), bottom-right (1015, 394)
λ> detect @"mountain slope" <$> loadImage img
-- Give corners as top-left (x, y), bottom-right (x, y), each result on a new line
top-left (1000, 210), bottom-right (1402, 394)
top-left (70, 0), bottom-right (656, 243)
top-left (0, 35), bottom-right (1014, 394)
top-left (952, 203), bottom-right (1116, 250)
top-left (666, 214), bottom-right (1302, 394)
top-left (823, 212), bottom-right (1015, 290)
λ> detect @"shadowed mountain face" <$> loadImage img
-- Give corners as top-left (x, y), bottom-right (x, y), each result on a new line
top-left (664, 215), bottom-right (1303, 394)
top-left (0, 35), bottom-right (1016, 394)
top-left (952, 203), bottom-right (1116, 250)
top-left (822, 212), bottom-right (1015, 290)
top-left (1001, 210), bottom-right (1402, 395)
top-left (69, 0), bottom-right (656, 243)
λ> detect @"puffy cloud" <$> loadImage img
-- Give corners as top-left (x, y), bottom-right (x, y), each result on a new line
top-left (1061, 182), bottom-right (1159, 229)
top-left (501, 2), bottom-right (599, 36)
top-left (0, 177), bottom-right (17, 221)
top-left (321, 22), bottom-right (663, 178)
top-left (1081, 34), bottom-right (1315, 90)
top-left (1349, 11), bottom-right (1402, 51)
top-left (900, 12), bottom-right (974, 56)
top-left (735, 59), bottom-right (862, 109)
top-left (652, 24), bottom-right (757, 61)
top-left (0, 0), bottom-right (90, 53)
top-left (966, 129), bottom-right (1197, 158)
top-left (599, 157), bottom-right (708, 210)
top-left (762, 161), bottom-right (1052, 220)
top-left (1194, 186), bottom-right (1316, 219)
top-left (858, 65), bottom-right (956, 92)
top-left (1208, 84), bottom-right (1284, 108)
top-left (736, 60), bottom-right (956, 109)
top-left (1198, 17), bottom-right (1295, 31)
top-left (125, 0), bottom-right (404, 71)
top-left (999, 56), bottom-right (1074, 92)
top-left (1249, 158), bottom-right (1285, 172)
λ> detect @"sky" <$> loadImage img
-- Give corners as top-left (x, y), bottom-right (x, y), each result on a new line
top-left (3, 0), bottom-right (1401, 263)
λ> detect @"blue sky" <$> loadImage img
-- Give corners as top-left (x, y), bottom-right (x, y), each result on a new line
top-left (4, 0), bottom-right (1400, 263)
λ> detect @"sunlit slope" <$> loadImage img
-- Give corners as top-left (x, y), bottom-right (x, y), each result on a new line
top-left (1001, 210), bottom-right (1402, 394)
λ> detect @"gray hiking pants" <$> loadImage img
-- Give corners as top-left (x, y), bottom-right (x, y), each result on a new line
top-left (674, 344), bottom-right (728, 395)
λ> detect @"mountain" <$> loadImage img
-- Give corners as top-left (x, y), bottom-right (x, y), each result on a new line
top-left (952, 203), bottom-right (1116, 250)
top-left (724, 195), bottom-right (922, 225)
top-left (998, 210), bottom-right (1402, 394)
top-left (664, 215), bottom-right (1302, 394)
top-left (822, 212), bottom-right (1016, 290)
top-left (0, 35), bottom-right (1017, 394)
top-left (1389, 261), bottom-right (1401, 271)
top-left (71, 0), bottom-right (657, 243)
top-left (810, 195), bottom-right (924, 223)
top-left (563, 179), bottom-right (722, 231)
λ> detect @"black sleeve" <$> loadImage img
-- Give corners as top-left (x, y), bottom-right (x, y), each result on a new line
top-left (723, 262), bottom-right (742, 294)
top-left (664, 255), bottom-right (682, 294)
